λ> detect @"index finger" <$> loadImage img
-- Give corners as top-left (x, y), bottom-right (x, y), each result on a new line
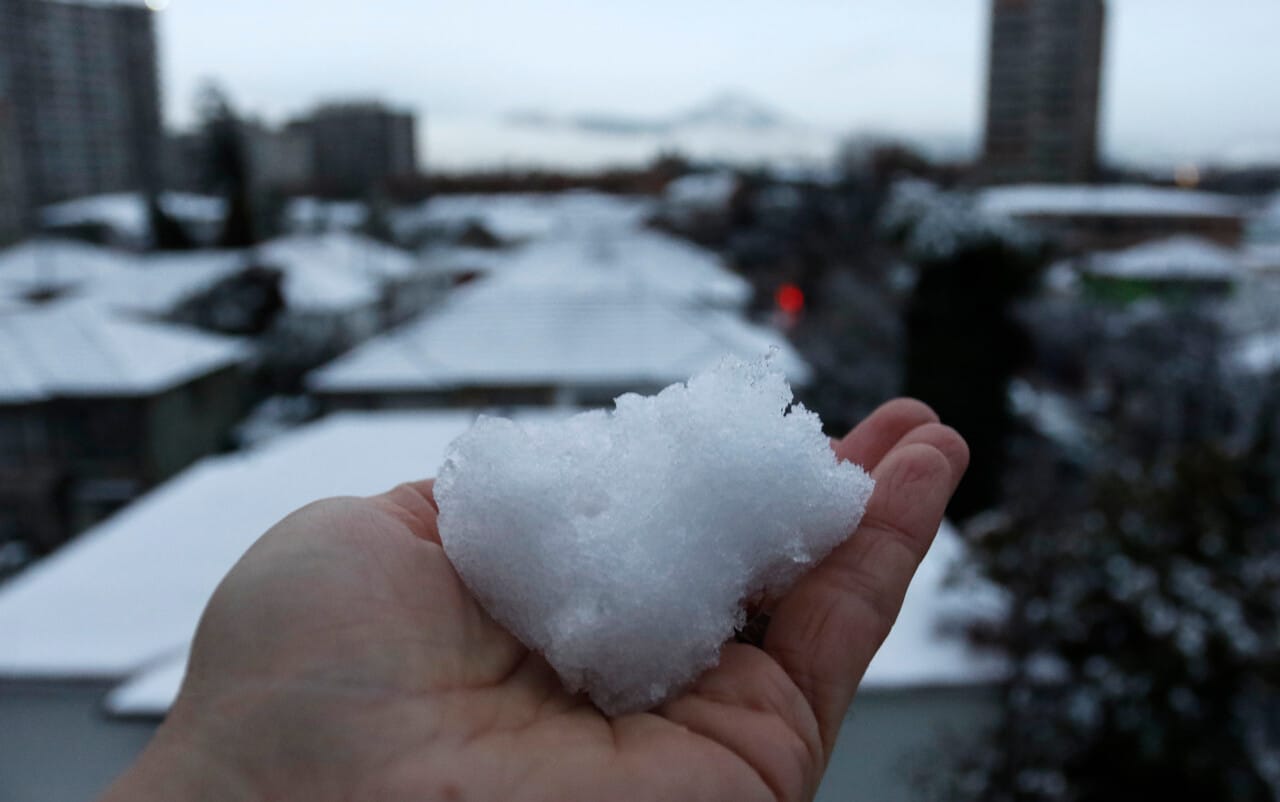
top-left (372, 478), bottom-right (441, 543)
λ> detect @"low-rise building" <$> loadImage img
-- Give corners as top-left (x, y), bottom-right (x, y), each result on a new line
top-left (0, 302), bottom-right (247, 551)
top-left (1077, 235), bottom-right (1244, 301)
top-left (40, 192), bottom-right (226, 249)
top-left (0, 239), bottom-right (246, 313)
top-left (315, 190), bottom-right (768, 409)
top-left (287, 101), bottom-right (418, 197)
top-left (308, 278), bottom-right (790, 410)
top-left (978, 184), bottom-right (1248, 251)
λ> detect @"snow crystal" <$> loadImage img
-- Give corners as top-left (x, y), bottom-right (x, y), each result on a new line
top-left (435, 356), bottom-right (874, 715)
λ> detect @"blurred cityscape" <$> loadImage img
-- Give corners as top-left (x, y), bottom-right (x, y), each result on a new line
top-left (2, 0), bottom-right (1280, 799)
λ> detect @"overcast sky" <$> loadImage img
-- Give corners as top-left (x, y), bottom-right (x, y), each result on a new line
top-left (152, 0), bottom-right (1280, 167)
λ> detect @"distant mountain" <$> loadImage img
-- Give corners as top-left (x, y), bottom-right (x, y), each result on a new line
top-left (504, 90), bottom-right (792, 138)
top-left (571, 114), bottom-right (668, 136)
top-left (674, 91), bottom-right (786, 130)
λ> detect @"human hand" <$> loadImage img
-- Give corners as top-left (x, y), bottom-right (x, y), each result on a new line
top-left (102, 399), bottom-right (967, 802)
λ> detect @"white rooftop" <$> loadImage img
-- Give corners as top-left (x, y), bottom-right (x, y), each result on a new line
top-left (978, 184), bottom-right (1245, 220)
top-left (0, 240), bottom-right (247, 315)
top-left (487, 228), bottom-right (750, 306)
top-left (0, 233), bottom-right (419, 316)
top-left (0, 301), bottom-right (246, 403)
top-left (418, 244), bottom-right (519, 278)
top-left (1084, 235), bottom-right (1244, 281)
top-left (84, 250), bottom-right (251, 315)
top-left (393, 191), bottom-right (655, 243)
top-left (859, 522), bottom-right (1006, 690)
top-left (418, 226), bottom-right (750, 308)
top-left (0, 411), bottom-right (479, 679)
top-left (255, 232), bottom-right (419, 312)
top-left (309, 283), bottom-right (805, 395)
top-left (0, 239), bottom-right (134, 299)
top-left (41, 192), bottom-right (225, 245)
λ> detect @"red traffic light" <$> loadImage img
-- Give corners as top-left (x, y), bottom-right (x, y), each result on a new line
top-left (775, 283), bottom-right (805, 314)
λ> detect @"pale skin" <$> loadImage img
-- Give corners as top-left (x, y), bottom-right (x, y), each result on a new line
top-left (103, 399), bottom-right (967, 802)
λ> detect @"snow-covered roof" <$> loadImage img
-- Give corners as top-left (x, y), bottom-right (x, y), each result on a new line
top-left (40, 192), bottom-right (225, 246)
top-left (309, 282), bottom-right (806, 394)
top-left (393, 191), bottom-right (654, 243)
top-left (0, 239), bottom-right (134, 298)
top-left (255, 232), bottom-right (418, 312)
top-left (978, 184), bottom-right (1245, 220)
top-left (108, 653), bottom-right (190, 714)
top-left (86, 251), bottom-right (250, 314)
top-left (860, 522), bottom-right (1007, 690)
top-left (0, 301), bottom-right (246, 403)
top-left (1245, 243), bottom-right (1280, 272)
top-left (0, 411), bottom-right (479, 679)
top-left (0, 232), bottom-right (417, 315)
top-left (1084, 235), bottom-right (1244, 281)
top-left (105, 518), bottom-right (1002, 716)
top-left (283, 197), bottom-right (371, 233)
top-left (0, 240), bottom-right (247, 314)
top-left (418, 244), bottom-right (518, 277)
top-left (418, 227), bottom-right (750, 307)
top-left (486, 228), bottom-right (750, 306)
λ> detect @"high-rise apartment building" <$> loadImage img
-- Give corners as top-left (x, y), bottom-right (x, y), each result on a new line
top-left (288, 102), bottom-right (417, 197)
top-left (0, 0), bottom-right (162, 229)
top-left (981, 0), bottom-right (1105, 184)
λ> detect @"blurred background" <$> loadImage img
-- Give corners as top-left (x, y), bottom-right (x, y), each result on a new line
top-left (1, 0), bottom-right (1279, 799)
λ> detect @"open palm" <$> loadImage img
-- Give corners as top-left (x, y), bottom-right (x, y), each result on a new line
top-left (104, 399), bottom-right (967, 802)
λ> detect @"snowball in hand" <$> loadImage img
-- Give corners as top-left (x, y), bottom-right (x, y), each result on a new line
top-left (435, 357), bottom-right (875, 715)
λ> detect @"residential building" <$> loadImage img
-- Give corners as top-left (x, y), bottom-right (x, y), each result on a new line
top-left (981, 0), bottom-right (1106, 184)
top-left (0, 0), bottom-right (162, 226)
top-left (308, 216), bottom-right (771, 411)
top-left (40, 192), bottom-right (226, 248)
top-left (287, 101), bottom-right (417, 197)
top-left (977, 184), bottom-right (1247, 250)
top-left (0, 302), bottom-right (246, 552)
top-left (164, 121), bottom-right (314, 197)
top-left (1075, 235), bottom-right (1244, 302)
top-left (309, 287), bottom-right (804, 411)
top-left (243, 121), bottom-right (313, 195)
top-left (0, 240), bottom-right (246, 312)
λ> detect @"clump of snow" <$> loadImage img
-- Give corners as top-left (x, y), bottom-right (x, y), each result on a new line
top-left (435, 356), bottom-right (874, 714)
